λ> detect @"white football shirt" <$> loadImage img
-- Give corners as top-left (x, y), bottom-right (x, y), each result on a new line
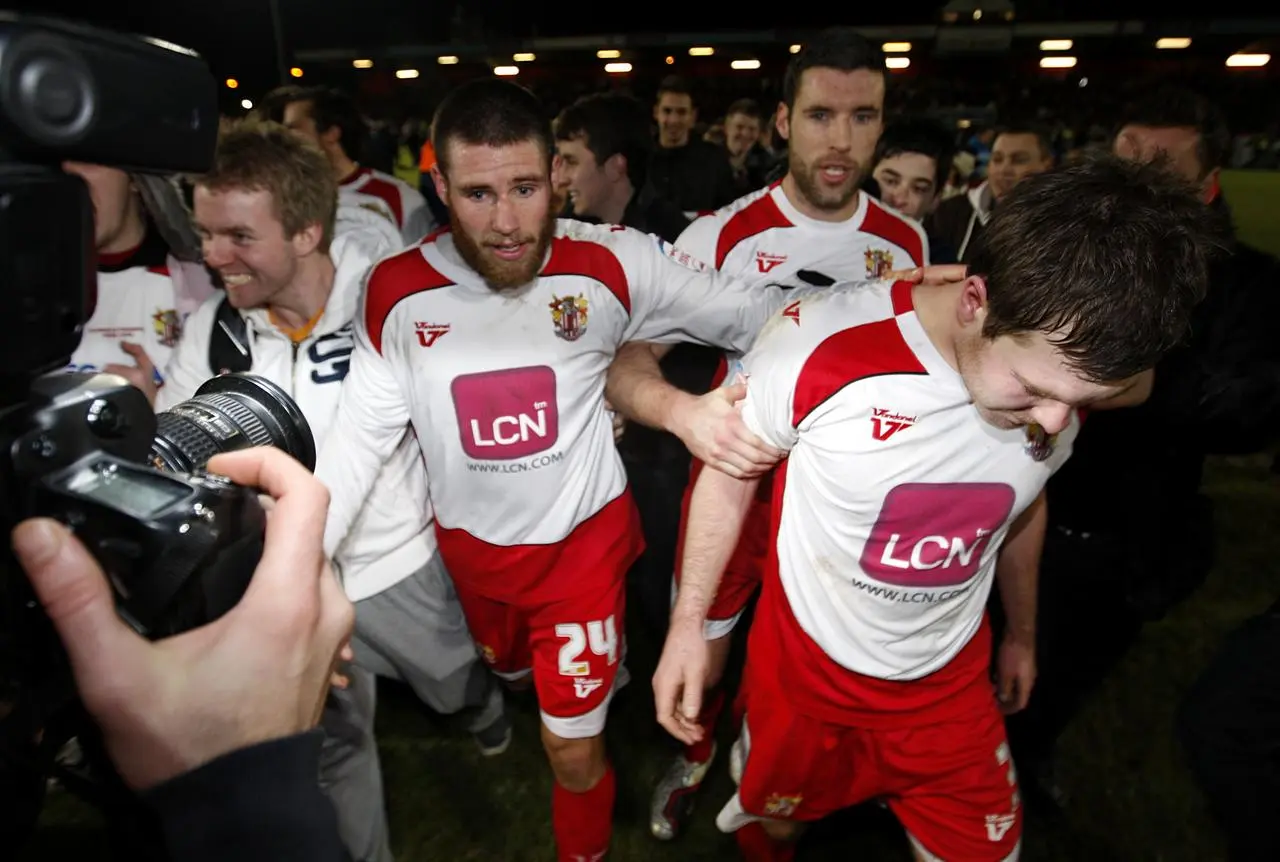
top-left (321, 220), bottom-right (789, 602)
top-left (339, 166), bottom-right (433, 245)
top-left (738, 280), bottom-right (1077, 694)
top-left (68, 233), bottom-right (215, 385)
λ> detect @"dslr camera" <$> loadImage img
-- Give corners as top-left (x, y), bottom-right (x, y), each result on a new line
top-left (0, 12), bottom-right (316, 833)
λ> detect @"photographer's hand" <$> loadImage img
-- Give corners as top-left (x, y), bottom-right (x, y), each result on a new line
top-left (103, 341), bottom-right (160, 407)
top-left (10, 446), bottom-right (354, 791)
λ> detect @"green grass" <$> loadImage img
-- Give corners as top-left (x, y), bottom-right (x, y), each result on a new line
top-left (22, 453), bottom-right (1278, 861)
top-left (20, 174), bottom-right (1280, 860)
top-left (1221, 170), bottom-right (1280, 256)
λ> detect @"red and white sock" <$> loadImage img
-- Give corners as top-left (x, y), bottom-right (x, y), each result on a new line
top-left (553, 763), bottom-right (615, 862)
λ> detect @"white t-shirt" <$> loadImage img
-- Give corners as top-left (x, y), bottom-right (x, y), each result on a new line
top-left (739, 280), bottom-right (1077, 686)
top-left (158, 228), bottom-right (421, 602)
top-left (318, 219), bottom-right (790, 601)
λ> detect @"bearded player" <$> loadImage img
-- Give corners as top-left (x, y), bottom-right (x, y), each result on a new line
top-left (316, 78), bottom-right (797, 862)
top-left (655, 154), bottom-right (1217, 860)
top-left (604, 28), bottom-right (929, 839)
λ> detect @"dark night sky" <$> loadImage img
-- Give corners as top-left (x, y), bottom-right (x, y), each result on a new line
top-left (6, 1), bottom-right (1270, 91)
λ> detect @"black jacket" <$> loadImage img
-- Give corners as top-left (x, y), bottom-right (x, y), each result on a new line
top-left (1046, 206), bottom-right (1280, 611)
top-left (645, 139), bottom-right (738, 214)
top-left (144, 731), bottom-right (348, 862)
top-left (621, 184), bottom-right (691, 245)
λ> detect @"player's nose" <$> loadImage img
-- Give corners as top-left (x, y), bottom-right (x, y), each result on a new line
top-left (1031, 403), bottom-right (1072, 436)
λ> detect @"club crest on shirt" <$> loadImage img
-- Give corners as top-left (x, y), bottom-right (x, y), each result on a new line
top-left (152, 308), bottom-right (181, 348)
top-left (763, 793), bottom-right (803, 818)
top-left (1024, 422), bottom-right (1058, 461)
top-left (865, 247), bottom-right (894, 279)
top-left (549, 293), bottom-right (589, 341)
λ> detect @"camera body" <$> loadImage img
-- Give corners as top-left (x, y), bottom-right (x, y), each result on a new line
top-left (8, 373), bottom-right (267, 642)
top-left (0, 15), bottom-right (314, 714)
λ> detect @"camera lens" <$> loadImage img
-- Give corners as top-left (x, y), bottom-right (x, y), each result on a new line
top-left (150, 374), bottom-right (316, 474)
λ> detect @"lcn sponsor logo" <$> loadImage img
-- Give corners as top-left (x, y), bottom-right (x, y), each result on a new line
top-left (451, 366), bottom-right (559, 460)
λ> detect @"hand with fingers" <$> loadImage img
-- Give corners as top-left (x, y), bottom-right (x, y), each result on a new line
top-left (652, 617), bottom-right (711, 745)
top-left (670, 381), bottom-right (784, 479)
top-left (11, 446), bottom-right (355, 791)
top-left (103, 341), bottom-right (161, 407)
top-left (884, 264), bottom-right (969, 286)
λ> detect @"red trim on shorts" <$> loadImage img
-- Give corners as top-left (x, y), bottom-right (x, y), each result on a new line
top-left (435, 490), bottom-right (643, 605)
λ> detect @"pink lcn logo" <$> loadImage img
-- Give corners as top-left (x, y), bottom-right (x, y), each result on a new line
top-left (451, 366), bottom-right (559, 460)
top-left (859, 483), bottom-right (1016, 588)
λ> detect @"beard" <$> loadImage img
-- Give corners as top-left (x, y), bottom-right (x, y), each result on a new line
top-left (450, 206), bottom-right (557, 292)
top-left (788, 149), bottom-right (864, 213)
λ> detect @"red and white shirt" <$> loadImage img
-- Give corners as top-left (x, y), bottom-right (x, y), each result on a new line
top-left (67, 232), bottom-right (217, 385)
top-left (320, 220), bottom-right (788, 603)
top-left (339, 166), bottom-right (433, 246)
top-left (676, 182), bottom-right (927, 387)
top-left (679, 182), bottom-right (927, 293)
top-left (739, 280), bottom-right (1077, 725)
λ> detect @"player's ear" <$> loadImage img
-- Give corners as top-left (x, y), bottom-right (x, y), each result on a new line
top-left (957, 275), bottom-right (989, 328)
top-left (430, 165), bottom-right (447, 203)
top-left (775, 102), bottom-right (791, 142)
top-left (291, 221), bottom-right (324, 257)
top-left (604, 153), bottom-right (627, 183)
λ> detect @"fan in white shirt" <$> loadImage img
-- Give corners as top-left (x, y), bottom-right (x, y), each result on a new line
top-left (160, 119), bottom-right (505, 862)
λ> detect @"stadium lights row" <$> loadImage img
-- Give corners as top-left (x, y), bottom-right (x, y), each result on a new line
top-left (1037, 52), bottom-right (1269, 69)
top-left (347, 37), bottom-right (1216, 73)
top-left (318, 40), bottom-right (1271, 81)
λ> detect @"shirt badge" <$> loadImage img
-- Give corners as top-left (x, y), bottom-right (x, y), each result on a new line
top-left (865, 247), bottom-right (894, 279)
top-left (549, 293), bottom-right (589, 341)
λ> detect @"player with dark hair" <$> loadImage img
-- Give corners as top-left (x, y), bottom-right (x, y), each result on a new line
top-left (316, 77), bottom-right (797, 862)
top-left (605, 28), bottom-right (930, 840)
top-left (656, 153), bottom-right (1217, 861)
top-left (552, 92), bottom-right (688, 243)
top-left (283, 86), bottom-right (432, 245)
top-left (870, 117), bottom-right (956, 246)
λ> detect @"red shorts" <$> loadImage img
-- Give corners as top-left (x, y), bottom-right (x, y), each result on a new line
top-left (452, 571), bottom-right (625, 740)
top-left (673, 458), bottom-right (773, 637)
top-left (726, 688), bottom-right (1022, 861)
top-left (438, 493), bottom-right (642, 740)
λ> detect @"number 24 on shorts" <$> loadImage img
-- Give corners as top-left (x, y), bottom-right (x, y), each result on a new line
top-left (556, 616), bottom-right (619, 676)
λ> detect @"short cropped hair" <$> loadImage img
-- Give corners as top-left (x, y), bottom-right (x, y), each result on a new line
top-left (1115, 86), bottom-right (1230, 177)
top-left (656, 75), bottom-right (694, 105)
top-left (993, 120), bottom-right (1054, 162)
top-left (252, 84), bottom-right (306, 124)
top-left (290, 86), bottom-right (367, 163)
top-left (197, 119), bottom-right (337, 250)
top-left (554, 93), bottom-right (653, 189)
top-left (783, 28), bottom-right (885, 110)
top-left (969, 152), bottom-right (1220, 382)
top-left (725, 98), bottom-right (763, 122)
top-left (874, 116), bottom-right (955, 191)
top-left (431, 79), bottom-right (553, 177)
